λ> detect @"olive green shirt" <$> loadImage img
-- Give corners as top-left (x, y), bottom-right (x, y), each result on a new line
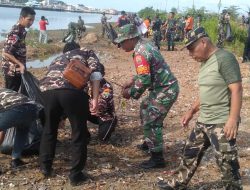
top-left (198, 49), bottom-right (241, 124)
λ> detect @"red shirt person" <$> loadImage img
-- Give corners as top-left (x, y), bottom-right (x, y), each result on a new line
top-left (39, 16), bottom-right (49, 43)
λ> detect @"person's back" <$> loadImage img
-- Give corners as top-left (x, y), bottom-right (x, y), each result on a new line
top-left (185, 16), bottom-right (193, 32)
top-left (152, 18), bottom-right (162, 31)
top-left (39, 17), bottom-right (48, 31)
top-left (39, 16), bottom-right (48, 43)
top-left (144, 18), bottom-right (150, 29)
top-left (0, 88), bottom-right (38, 168)
top-left (117, 11), bottom-right (130, 27)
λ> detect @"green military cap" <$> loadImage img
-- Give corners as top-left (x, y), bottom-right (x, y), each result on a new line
top-left (182, 27), bottom-right (208, 49)
top-left (114, 24), bottom-right (141, 44)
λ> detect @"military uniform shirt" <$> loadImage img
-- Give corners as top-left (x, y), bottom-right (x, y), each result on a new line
top-left (166, 18), bottom-right (176, 32)
top-left (40, 48), bottom-right (102, 92)
top-left (1, 23), bottom-right (27, 76)
top-left (129, 39), bottom-right (178, 100)
top-left (0, 88), bottom-right (34, 111)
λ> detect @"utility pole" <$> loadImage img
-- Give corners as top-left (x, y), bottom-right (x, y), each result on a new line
top-left (165, 0), bottom-right (168, 13)
top-left (177, 0), bottom-right (180, 13)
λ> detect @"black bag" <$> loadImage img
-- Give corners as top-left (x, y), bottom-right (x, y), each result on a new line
top-left (21, 71), bottom-right (45, 106)
top-left (0, 120), bottom-right (43, 155)
top-left (225, 23), bottom-right (234, 42)
top-left (0, 71), bottom-right (45, 155)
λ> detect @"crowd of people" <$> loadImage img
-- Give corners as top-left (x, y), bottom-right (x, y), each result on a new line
top-left (0, 6), bottom-right (249, 189)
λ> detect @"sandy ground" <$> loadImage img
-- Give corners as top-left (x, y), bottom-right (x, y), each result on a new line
top-left (0, 24), bottom-right (250, 190)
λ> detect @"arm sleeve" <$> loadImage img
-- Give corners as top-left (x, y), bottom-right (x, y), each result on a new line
top-left (218, 52), bottom-right (242, 85)
top-left (90, 72), bottom-right (102, 81)
top-left (3, 31), bottom-right (20, 55)
top-left (128, 54), bottom-right (151, 99)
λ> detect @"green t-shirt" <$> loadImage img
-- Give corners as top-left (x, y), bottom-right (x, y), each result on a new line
top-left (198, 49), bottom-right (242, 124)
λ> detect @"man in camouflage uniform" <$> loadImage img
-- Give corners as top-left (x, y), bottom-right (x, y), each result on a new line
top-left (77, 16), bottom-right (86, 41)
top-left (39, 44), bottom-right (102, 186)
top-left (101, 12), bottom-right (112, 38)
top-left (0, 88), bottom-right (39, 168)
top-left (88, 63), bottom-right (117, 141)
top-left (1, 7), bottom-right (36, 92)
top-left (151, 14), bottom-right (163, 50)
top-left (217, 9), bottom-right (229, 48)
top-left (115, 24), bottom-right (179, 169)
top-left (163, 12), bottom-right (177, 51)
top-left (63, 22), bottom-right (78, 43)
top-left (158, 27), bottom-right (243, 190)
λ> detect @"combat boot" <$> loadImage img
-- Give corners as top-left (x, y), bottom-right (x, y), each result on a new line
top-left (140, 151), bottom-right (165, 169)
top-left (167, 45), bottom-right (171, 51)
top-left (136, 141), bottom-right (149, 153)
top-left (171, 46), bottom-right (175, 51)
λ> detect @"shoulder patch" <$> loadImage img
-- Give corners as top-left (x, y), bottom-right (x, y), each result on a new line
top-left (133, 55), bottom-right (150, 75)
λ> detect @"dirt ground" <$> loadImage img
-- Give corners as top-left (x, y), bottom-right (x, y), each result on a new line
top-left (0, 25), bottom-right (250, 190)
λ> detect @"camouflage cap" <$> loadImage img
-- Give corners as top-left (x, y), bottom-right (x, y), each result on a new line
top-left (114, 24), bottom-right (141, 44)
top-left (182, 27), bottom-right (208, 50)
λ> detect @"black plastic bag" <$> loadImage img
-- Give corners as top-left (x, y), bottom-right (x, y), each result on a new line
top-left (0, 71), bottom-right (45, 155)
top-left (21, 71), bottom-right (45, 106)
top-left (0, 120), bottom-right (43, 155)
top-left (0, 127), bottom-right (16, 155)
top-left (225, 23), bottom-right (234, 42)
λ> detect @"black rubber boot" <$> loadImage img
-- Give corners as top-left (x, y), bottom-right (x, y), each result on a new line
top-left (136, 141), bottom-right (149, 153)
top-left (171, 46), bottom-right (175, 51)
top-left (140, 151), bottom-right (165, 169)
top-left (167, 45), bottom-right (171, 51)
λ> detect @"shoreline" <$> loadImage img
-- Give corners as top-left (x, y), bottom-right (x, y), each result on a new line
top-left (0, 4), bottom-right (118, 15)
top-left (0, 23), bottom-right (102, 61)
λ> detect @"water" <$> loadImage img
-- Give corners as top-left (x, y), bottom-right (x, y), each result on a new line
top-left (0, 7), bottom-right (118, 40)
top-left (26, 53), bottom-right (60, 68)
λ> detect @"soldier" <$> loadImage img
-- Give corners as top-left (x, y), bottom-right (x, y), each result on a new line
top-left (63, 22), bottom-right (78, 43)
top-left (162, 12), bottom-right (177, 51)
top-left (115, 24), bottom-right (179, 169)
top-left (152, 14), bottom-right (163, 50)
top-left (101, 12), bottom-right (112, 37)
top-left (1, 7), bottom-right (36, 92)
top-left (217, 9), bottom-right (229, 48)
top-left (88, 63), bottom-right (117, 141)
top-left (158, 27), bottom-right (243, 190)
top-left (77, 16), bottom-right (86, 41)
top-left (0, 88), bottom-right (39, 168)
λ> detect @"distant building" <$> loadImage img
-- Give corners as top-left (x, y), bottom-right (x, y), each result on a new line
top-left (0, 0), bottom-right (11, 3)
top-left (25, 0), bottom-right (41, 7)
top-left (103, 9), bottom-right (118, 15)
top-left (42, 0), bottom-right (56, 6)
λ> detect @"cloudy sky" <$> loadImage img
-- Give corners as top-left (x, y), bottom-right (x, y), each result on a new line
top-left (63, 0), bottom-right (249, 13)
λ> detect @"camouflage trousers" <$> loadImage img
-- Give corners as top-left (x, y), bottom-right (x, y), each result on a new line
top-left (217, 26), bottom-right (225, 48)
top-left (153, 31), bottom-right (162, 49)
top-left (140, 88), bottom-right (178, 153)
top-left (166, 30), bottom-right (175, 48)
top-left (171, 122), bottom-right (242, 190)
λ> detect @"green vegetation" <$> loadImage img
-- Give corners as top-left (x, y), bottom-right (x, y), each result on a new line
top-left (138, 6), bottom-right (249, 56)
